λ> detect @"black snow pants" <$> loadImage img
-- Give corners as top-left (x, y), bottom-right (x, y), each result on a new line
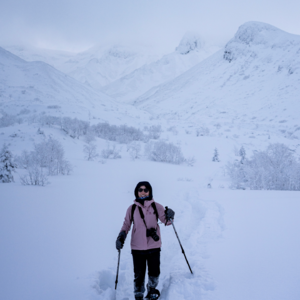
top-left (132, 248), bottom-right (160, 298)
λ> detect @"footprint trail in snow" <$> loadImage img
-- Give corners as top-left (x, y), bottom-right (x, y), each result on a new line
top-left (92, 188), bottom-right (224, 300)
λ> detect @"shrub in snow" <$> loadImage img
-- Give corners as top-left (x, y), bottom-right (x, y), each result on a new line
top-left (167, 126), bottom-right (178, 135)
top-left (19, 108), bottom-right (31, 115)
top-left (0, 113), bottom-right (20, 128)
top-left (35, 114), bottom-right (150, 144)
top-left (185, 156), bottom-right (196, 167)
top-left (0, 144), bottom-right (16, 183)
top-left (83, 143), bottom-right (99, 161)
top-left (227, 143), bottom-right (300, 190)
top-left (37, 128), bottom-right (45, 135)
top-left (17, 137), bottom-right (72, 177)
top-left (239, 146), bottom-right (246, 164)
top-left (101, 144), bottom-right (121, 159)
top-left (61, 117), bottom-right (89, 139)
top-left (34, 137), bottom-right (72, 175)
top-left (146, 141), bottom-right (185, 164)
top-left (212, 148), bottom-right (220, 162)
top-left (84, 131), bottom-right (96, 144)
top-left (144, 125), bottom-right (162, 140)
top-left (39, 115), bottom-right (61, 128)
top-left (116, 125), bottom-right (144, 143)
top-left (47, 105), bottom-right (61, 109)
top-left (196, 127), bottom-right (210, 137)
top-left (91, 122), bottom-right (144, 144)
top-left (20, 164), bottom-right (48, 186)
top-left (127, 142), bottom-right (142, 160)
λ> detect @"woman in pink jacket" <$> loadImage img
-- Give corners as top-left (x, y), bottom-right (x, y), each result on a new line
top-left (116, 181), bottom-right (175, 300)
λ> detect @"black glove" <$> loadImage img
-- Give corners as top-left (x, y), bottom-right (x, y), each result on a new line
top-left (116, 231), bottom-right (127, 250)
top-left (165, 207), bottom-right (175, 221)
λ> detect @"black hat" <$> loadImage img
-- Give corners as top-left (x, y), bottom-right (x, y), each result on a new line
top-left (134, 181), bottom-right (153, 199)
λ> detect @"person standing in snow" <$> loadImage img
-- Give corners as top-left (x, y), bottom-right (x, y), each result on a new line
top-left (116, 181), bottom-right (175, 300)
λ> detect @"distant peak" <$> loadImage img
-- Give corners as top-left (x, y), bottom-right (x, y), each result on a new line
top-left (233, 21), bottom-right (284, 45)
top-left (223, 21), bottom-right (300, 62)
top-left (0, 46), bottom-right (25, 64)
top-left (176, 32), bottom-right (204, 55)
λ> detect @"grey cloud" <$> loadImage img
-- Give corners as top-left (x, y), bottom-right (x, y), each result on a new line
top-left (1, 0), bottom-right (300, 52)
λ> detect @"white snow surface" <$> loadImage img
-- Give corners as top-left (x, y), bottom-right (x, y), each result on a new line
top-left (1, 21), bottom-right (300, 300)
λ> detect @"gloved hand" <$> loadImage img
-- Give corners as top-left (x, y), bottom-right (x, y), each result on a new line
top-left (116, 231), bottom-right (127, 250)
top-left (165, 207), bottom-right (175, 221)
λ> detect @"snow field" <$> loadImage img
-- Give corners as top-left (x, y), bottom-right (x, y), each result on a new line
top-left (1, 119), bottom-right (300, 300)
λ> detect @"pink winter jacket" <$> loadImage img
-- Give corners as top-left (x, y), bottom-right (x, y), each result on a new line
top-left (120, 199), bottom-right (171, 250)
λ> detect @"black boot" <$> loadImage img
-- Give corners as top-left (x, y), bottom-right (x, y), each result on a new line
top-left (135, 296), bottom-right (143, 300)
top-left (145, 288), bottom-right (160, 300)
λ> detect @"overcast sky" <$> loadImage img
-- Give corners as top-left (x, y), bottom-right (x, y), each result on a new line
top-left (1, 0), bottom-right (300, 53)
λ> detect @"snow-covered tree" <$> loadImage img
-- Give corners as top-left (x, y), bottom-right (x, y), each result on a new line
top-left (33, 137), bottom-right (72, 175)
top-left (212, 148), bottom-right (219, 162)
top-left (0, 144), bottom-right (16, 183)
top-left (17, 137), bottom-right (72, 177)
top-left (227, 143), bottom-right (300, 190)
top-left (239, 146), bottom-right (246, 164)
top-left (101, 143), bottom-right (121, 159)
top-left (146, 141), bottom-right (185, 164)
top-left (20, 164), bottom-right (48, 186)
top-left (83, 143), bottom-right (99, 161)
top-left (127, 142), bottom-right (142, 160)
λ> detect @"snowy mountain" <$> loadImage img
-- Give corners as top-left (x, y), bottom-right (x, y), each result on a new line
top-left (0, 47), bottom-right (149, 123)
top-left (59, 44), bottom-right (161, 90)
top-left (134, 22), bottom-right (300, 129)
top-left (101, 33), bottom-right (220, 102)
top-left (4, 44), bottom-right (162, 91)
top-left (2, 44), bottom-right (76, 69)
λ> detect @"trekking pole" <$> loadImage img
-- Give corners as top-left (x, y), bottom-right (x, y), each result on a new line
top-left (166, 207), bottom-right (193, 274)
top-left (115, 250), bottom-right (121, 289)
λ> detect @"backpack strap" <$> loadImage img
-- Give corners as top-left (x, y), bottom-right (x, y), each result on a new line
top-left (131, 202), bottom-right (159, 225)
top-left (138, 206), bottom-right (148, 228)
top-left (131, 204), bottom-right (136, 224)
top-left (151, 202), bottom-right (159, 221)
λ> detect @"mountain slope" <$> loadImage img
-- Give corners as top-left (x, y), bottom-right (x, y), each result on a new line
top-left (60, 44), bottom-right (161, 90)
top-left (133, 22), bottom-right (300, 127)
top-left (3, 44), bottom-right (161, 91)
top-left (2, 45), bottom-right (76, 69)
top-left (0, 47), bottom-right (148, 123)
top-left (101, 33), bottom-right (220, 102)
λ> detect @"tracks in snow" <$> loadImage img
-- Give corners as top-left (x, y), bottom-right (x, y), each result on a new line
top-left (93, 188), bottom-right (224, 300)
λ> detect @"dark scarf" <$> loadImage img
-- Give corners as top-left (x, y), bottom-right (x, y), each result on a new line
top-left (136, 196), bottom-right (152, 206)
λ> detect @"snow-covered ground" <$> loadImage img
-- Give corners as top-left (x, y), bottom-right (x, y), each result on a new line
top-left (1, 118), bottom-right (300, 300)
top-left (1, 21), bottom-right (300, 300)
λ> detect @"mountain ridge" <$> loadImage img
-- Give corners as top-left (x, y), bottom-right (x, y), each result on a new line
top-left (133, 22), bottom-right (300, 129)
top-left (0, 46), bottom-right (150, 124)
top-left (101, 33), bottom-right (220, 102)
